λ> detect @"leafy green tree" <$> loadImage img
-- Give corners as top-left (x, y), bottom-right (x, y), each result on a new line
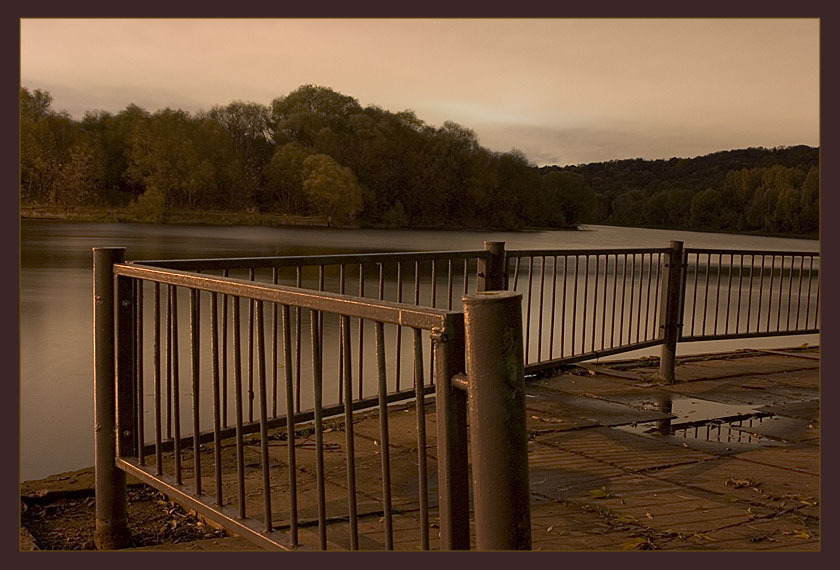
top-left (301, 154), bottom-right (363, 224)
top-left (265, 141), bottom-right (312, 213)
top-left (689, 189), bottom-right (725, 230)
top-left (540, 171), bottom-right (595, 227)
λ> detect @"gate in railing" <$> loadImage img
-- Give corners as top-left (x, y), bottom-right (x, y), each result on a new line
top-left (93, 239), bottom-right (818, 551)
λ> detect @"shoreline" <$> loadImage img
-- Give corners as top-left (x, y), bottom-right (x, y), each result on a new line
top-left (21, 204), bottom-right (817, 239)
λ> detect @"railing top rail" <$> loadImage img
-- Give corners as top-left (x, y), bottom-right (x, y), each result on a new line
top-left (684, 247), bottom-right (820, 257)
top-left (506, 247), bottom-right (670, 258)
top-left (114, 263), bottom-right (455, 331)
top-left (131, 249), bottom-right (490, 271)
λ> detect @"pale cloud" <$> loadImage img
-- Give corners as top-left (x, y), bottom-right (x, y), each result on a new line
top-left (20, 18), bottom-right (819, 166)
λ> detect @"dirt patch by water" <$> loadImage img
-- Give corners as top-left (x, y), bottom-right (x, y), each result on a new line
top-left (20, 483), bottom-right (226, 550)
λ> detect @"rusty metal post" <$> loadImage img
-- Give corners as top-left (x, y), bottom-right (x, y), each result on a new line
top-left (658, 240), bottom-right (685, 384)
top-left (463, 291), bottom-right (531, 550)
top-left (477, 241), bottom-right (506, 292)
top-left (434, 314), bottom-right (470, 550)
top-left (93, 247), bottom-right (131, 549)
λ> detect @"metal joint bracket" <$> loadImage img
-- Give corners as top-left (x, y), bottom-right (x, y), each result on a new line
top-left (450, 373), bottom-right (469, 391)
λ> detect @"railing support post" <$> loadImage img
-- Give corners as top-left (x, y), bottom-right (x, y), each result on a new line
top-left (478, 241), bottom-right (506, 291)
top-left (463, 291), bottom-right (531, 550)
top-left (434, 314), bottom-right (470, 550)
top-left (93, 247), bottom-right (131, 549)
top-left (658, 240), bottom-right (685, 384)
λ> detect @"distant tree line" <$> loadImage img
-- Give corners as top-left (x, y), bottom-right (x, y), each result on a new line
top-left (20, 85), bottom-right (594, 230)
top-left (20, 84), bottom-right (818, 235)
top-left (545, 146), bottom-right (819, 235)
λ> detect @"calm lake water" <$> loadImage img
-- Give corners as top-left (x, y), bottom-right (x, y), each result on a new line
top-left (19, 220), bottom-right (819, 480)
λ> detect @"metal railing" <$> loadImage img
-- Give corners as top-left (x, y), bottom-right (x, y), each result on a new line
top-left (680, 248), bottom-right (820, 342)
top-left (505, 247), bottom-right (668, 372)
top-left (93, 238), bottom-right (818, 551)
top-left (93, 246), bottom-right (528, 551)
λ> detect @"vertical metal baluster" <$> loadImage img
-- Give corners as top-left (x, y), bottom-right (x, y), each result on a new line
top-left (814, 259), bottom-right (820, 330)
top-left (358, 264), bottom-right (365, 399)
top-left (310, 309), bottom-right (327, 549)
top-left (525, 256), bottom-right (533, 362)
top-left (232, 297), bottom-right (245, 518)
top-left (166, 285), bottom-right (173, 441)
top-left (582, 255), bottom-right (589, 354)
top-left (735, 254), bottom-right (744, 334)
top-left (795, 256), bottom-right (805, 329)
top-left (190, 289), bottom-right (201, 495)
top-left (610, 254), bottom-right (618, 348)
top-left (154, 283), bottom-right (162, 475)
top-left (634, 254), bottom-right (643, 343)
top-left (643, 253), bottom-right (653, 341)
top-left (341, 315), bottom-right (359, 549)
top-left (319, 266), bottom-right (325, 369)
top-left (431, 259), bottom-right (437, 308)
top-left (413, 328), bottom-right (429, 550)
top-left (652, 252), bottom-right (662, 340)
top-left (464, 258), bottom-right (469, 296)
top-left (805, 257), bottom-right (814, 329)
top-left (713, 254), bottom-right (723, 334)
top-left (701, 253), bottom-right (711, 335)
top-left (255, 301), bottom-right (272, 532)
top-left (756, 256), bottom-right (766, 334)
top-left (136, 280), bottom-right (145, 465)
top-left (447, 259), bottom-right (454, 310)
top-left (375, 322), bottom-right (393, 549)
top-left (414, 261), bottom-right (420, 306)
top-left (429, 262), bottom-right (436, 385)
top-left (211, 292), bottom-right (222, 506)
top-left (785, 255), bottom-right (794, 330)
top-left (600, 255), bottom-right (609, 350)
top-left (746, 255), bottom-right (755, 335)
top-left (222, 270), bottom-right (228, 428)
top-left (725, 254), bottom-right (734, 334)
top-left (549, 256), bottom-right (558, 360)
top-left (281, 305), bottom-right (298, 545)
top-left (689, 253), bottom-right (699, 336)
top-left (272, 268), bottom-right (279, 418)
top-left (338, 265), bottom-right (346, 403)
top-left (560, 256), bottom-right (568, 356)
top-left (295, 267), bottom-right (302, 413)
top-left (171, 287), bottom-right (181, 485)
top-left (512, 256), bottom-right (520, 291)
top-left (248, 268), bottom-right (255, 423)
top-left (619, 255), bottom-right (627, 345)
top-left (396, 262), bottom-right (403, 392)
top-left (627, 254), bottom-right (635, 345)
top-left (570, 256), bottom-right (579, 355)
top-left (767, 256), bottom-right (776, 332)
top-left (538, 256), bottom-right (546, 361)
top-left (591, 255), bottom-right (598, 352)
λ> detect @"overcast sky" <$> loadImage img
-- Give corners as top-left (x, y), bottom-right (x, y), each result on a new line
top-left (20, 18), bottom-right (819, 167)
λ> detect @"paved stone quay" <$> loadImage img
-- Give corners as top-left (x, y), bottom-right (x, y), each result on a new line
top-left (22, 346), bottom-right (820, 551)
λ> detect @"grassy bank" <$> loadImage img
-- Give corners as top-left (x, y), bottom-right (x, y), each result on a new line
top-left (20, 203), bottom-right (331, 228)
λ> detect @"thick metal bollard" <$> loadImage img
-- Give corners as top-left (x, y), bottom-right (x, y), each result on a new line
top-left (463, 291), bottom-right (531, 550)
top-left (477, 241), bottom-right (506, 291)
top-left (658, 240), bottom-right (685, 384)
top-left (93, 247), bottom-right (131, 549)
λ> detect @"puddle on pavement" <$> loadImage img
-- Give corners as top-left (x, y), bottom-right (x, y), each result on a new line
top-left (617, 396), bottom-right (780, 448)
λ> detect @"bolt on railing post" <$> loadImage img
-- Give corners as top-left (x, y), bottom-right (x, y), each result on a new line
top-left (434, 314), bottom-right (470, 550)
top-left (93, 247), bottom-right (131, 550)
top-left (478, 241), bottom-right (506, 291)
top-left (463, 291), bottom-right (531, 550)
top-left (658, 240), bottom-right (685, 384)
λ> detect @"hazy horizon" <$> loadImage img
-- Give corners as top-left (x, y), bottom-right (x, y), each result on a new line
top-left (20, 18), bottom-right (820, 167)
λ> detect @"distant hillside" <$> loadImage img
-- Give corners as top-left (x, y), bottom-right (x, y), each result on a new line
top-left (539, 146), bottom-right (819, 236)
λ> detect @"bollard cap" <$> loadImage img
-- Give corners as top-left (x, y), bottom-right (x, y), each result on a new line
top-left (462, 290), bottom-right (521, 305)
